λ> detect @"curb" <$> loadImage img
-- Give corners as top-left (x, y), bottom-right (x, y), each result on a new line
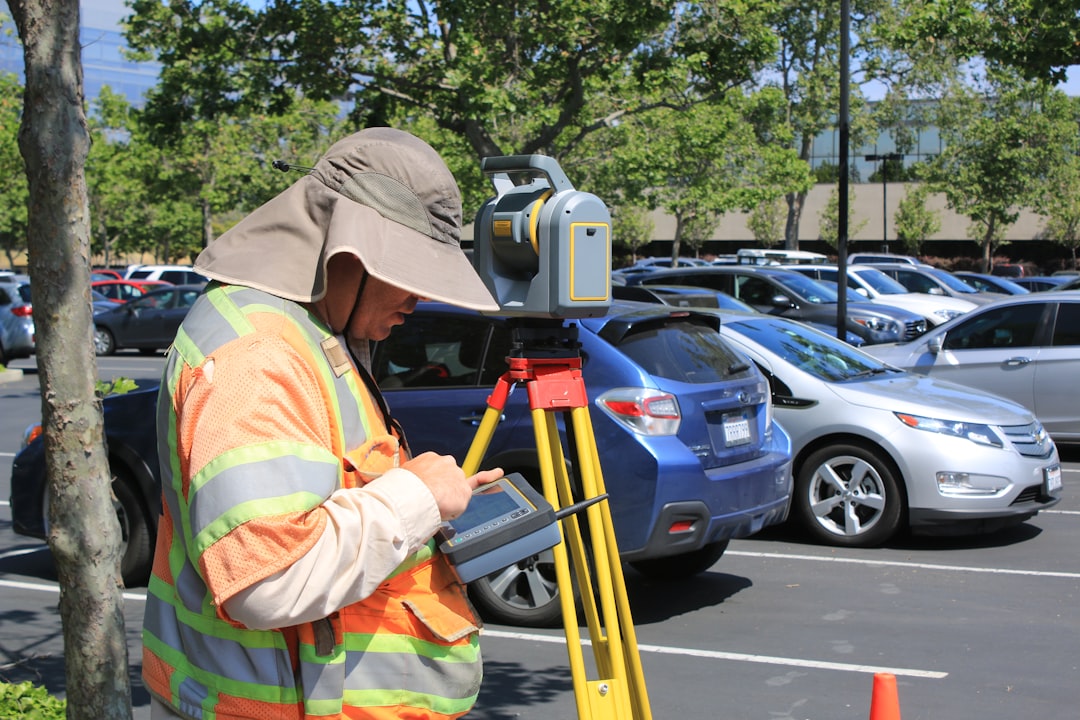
top-left (0, 368), bottom-right (25, 384)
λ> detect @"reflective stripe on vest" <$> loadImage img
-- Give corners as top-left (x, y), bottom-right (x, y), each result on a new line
top-left (144, 284), bottom-right (481, 719)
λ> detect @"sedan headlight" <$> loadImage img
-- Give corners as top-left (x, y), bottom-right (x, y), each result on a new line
top-left (932, 309), bottom-right (965, 323)
top-left (851, 315), bottom-right (900, 337)
top-left (894, 412), bottom-right (1003, 448)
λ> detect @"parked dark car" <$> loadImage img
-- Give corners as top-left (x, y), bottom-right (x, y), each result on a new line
top-left (1012, 276), bottom-right (1077, 292)
top-left (10, 385), bottom-right (161, 585)
top-left (612, 282), bottom-right (866, 345)
top-left (953, 271), bottom-right (1030, 295)
top-left (624, 266), bottom-right (928, 344)
top-left (92, 283), bottom-right (205, 355)
top-left (1051, 276), bottom-right (1080, 292)
top-left (12, 300), bottom-right (794, 628)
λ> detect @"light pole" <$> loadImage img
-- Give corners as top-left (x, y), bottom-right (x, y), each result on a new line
top-left (864, 152), bottom-right (903, 252)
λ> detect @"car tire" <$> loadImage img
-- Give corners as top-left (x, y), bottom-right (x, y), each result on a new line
top-left (464, 467), bottom-right (584, 628)
top-left (794, 442), bottom-right (905, 547)
top-left (628, 540), bottom-right (729, 580)
top-left (112, 470), bottom-right (154, 587)
top-left (466, 546), bottom-right (566, 627)
top-left (0, 339), bottom-right (7, 366)
top-left (93, 326), bottom-right (116, 356)
top-left (40, 465), bottom-right (155, 587)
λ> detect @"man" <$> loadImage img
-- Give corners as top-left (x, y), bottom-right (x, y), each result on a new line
top-left (143, 127), bottom-right (504, 719)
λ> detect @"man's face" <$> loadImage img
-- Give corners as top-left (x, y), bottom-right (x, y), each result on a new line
top-left (347, 274), bottom-right (419, 342)
top-left (323, 253), bottom-right (421, 342)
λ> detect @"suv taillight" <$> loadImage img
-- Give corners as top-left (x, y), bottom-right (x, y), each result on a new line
top-left (12, 305), bottom-right (31, 317)
top-left (595, 388), bottom-right (681, 435)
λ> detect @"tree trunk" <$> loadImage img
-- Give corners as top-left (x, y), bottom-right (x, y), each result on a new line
top-left (670, 214), bottom-right (684, 263)
top-left (784, 189), bottom-right (806, 250)
top-left (8, 0), bottom-right (133, 717)
top-left (202, 194), bottom-right (213, 249)
top-left (981, 219), bottom-right (995, 272)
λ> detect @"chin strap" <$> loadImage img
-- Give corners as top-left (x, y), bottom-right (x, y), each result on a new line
top-left (341, 270), bottom-right (369, 336)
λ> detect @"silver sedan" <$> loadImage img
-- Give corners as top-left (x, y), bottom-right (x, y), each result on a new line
top-left (866, 291), bottom-right (1080, 445)
top-left (716, 311), bottom-right (1061, 547)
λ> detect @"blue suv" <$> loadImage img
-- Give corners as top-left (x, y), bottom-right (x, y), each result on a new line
top-left (371, 301), bottom-right (792, 625)
top-left (10, 301), bottom-right (792, 627)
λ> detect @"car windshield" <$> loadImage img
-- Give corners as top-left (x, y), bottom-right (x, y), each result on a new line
top-left (725, 316), bottom-right (895, 383)
top-left (928, 267), bottom-right (980, 293)
top-left (853, 267), bottom-right (910, 295)
top-left (613, 318), bottom-right (752, 383)
top-left (771, 272), bottom-right (839, 304)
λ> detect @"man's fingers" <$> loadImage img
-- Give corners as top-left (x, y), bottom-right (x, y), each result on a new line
top-left (469, 468), bottom-right (504, 490)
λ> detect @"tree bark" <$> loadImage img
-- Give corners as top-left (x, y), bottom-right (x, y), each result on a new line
top-left (7, 0), bottom-right (133, 717)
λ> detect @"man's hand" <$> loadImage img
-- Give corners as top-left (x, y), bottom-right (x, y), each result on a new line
top-left (402, 452), bottom-right (503, 521)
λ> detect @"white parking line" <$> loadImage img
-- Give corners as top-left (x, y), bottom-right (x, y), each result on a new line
top-left (0, 577), bottom-right (946, 680)
top-left (727, 550), bottom-right (1080, 579)
top-left (0, 577), bottom-right (146, 602)
top-left (0, 546), bottom-right (47, 560)
top-left (482, 629), bottom-right (948, 679)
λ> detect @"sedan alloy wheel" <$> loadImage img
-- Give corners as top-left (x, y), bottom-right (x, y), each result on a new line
top-left (795, 443), bottom-right (904, 547)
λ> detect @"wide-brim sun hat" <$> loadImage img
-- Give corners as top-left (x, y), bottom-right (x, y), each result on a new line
top-left (195, 127), bottom-right (499, 312)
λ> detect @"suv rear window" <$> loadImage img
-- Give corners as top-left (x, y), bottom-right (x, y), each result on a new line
top-left (613, 319), bottom-right (751, 383)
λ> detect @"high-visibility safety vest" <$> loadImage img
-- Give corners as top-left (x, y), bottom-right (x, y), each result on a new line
top-left (142, 284), bottom-right (482, 719)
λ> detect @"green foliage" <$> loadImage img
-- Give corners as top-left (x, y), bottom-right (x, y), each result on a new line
top-left (611, 206), bottom-right (655, 260)
top-left (813, 162), bottom-right (840, 184)
top-left (762, 1), bottom-right (883, 246)
top-left (0, 681), bottom-right (67, 719)
top-left (748, 197), bottom-right (786, 247)
top-left (0, 71), bottom-right (28, 268)
top-left (923, 74), bottom-right (1075, 267)
top-left (895, 0), bottom-right (1080, 84)
top-left (817, 185), bottom-right (866, 251)
top-left (893, 185), bottom-right (941, 255)
top-left (123, 0), bottom-right (780, 162)
top-left (1032, 96), bottom-right (1080, 267)
top-left (94, 377), bottom-right (139, 398)
top-left (82, 86), bottom-right (346, 262)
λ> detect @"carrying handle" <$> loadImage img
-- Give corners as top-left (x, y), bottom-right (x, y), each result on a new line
top-left (481, 154), bottom-right (575, 194)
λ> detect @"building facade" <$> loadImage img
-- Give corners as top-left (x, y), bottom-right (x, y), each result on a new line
top-left (1, 0), bottom-right (161, 105)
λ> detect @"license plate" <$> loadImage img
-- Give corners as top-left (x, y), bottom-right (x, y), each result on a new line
top-left (1045, 465), bottom-right (1062, 494)
top-left (723, 415), bottom-right (752, 446)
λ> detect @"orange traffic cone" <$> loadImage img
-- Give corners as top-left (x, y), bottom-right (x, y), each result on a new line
top-left (869, 672), bottom-right (901, 720)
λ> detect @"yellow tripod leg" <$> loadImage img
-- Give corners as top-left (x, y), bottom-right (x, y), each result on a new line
top-left (462, 403), bottom-right (504, 475)
top-left (530, 408), bottom-right (595, 719)
top-left (571, 406), bottom-right (652, 720)
top-left (458, 374), bottom-right (652, 719)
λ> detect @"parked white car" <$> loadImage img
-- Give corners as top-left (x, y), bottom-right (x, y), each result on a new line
top-left (865, 291), bottom-right (1080, 445)
top-left (785, 264), bottom-right (976, 326)
top-left (871, 262), bottom-right (1005, 306)
top-left (123, 264), bottom-right (208, 285)
top-left (716, 310), bottom-right (1061, 546)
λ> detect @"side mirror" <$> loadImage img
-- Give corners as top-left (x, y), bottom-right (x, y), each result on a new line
top-left (927, 287), bottom-right (945, 295)
top-left (928, 335), bottom-right (944, 354)
top-left (771, 294), bottom-right (792, 308)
